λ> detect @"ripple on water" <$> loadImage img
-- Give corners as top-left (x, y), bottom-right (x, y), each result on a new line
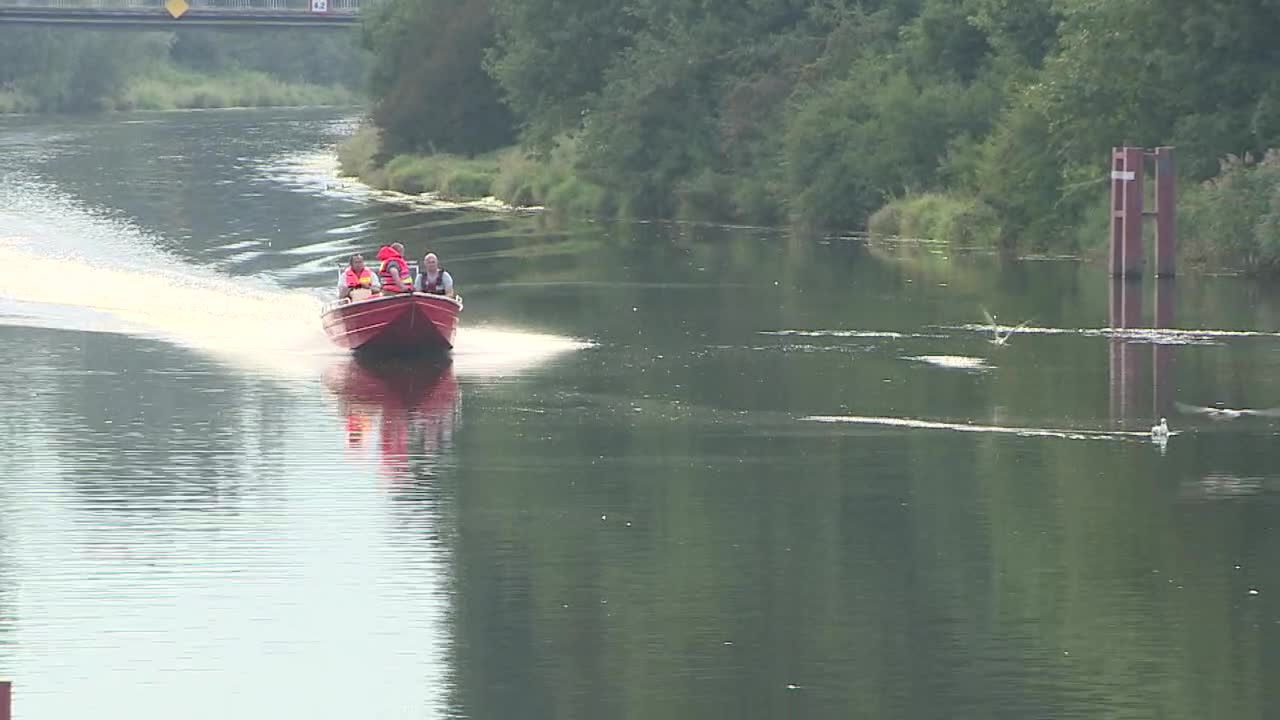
top-left (907, 355), bottom-right (992, 371)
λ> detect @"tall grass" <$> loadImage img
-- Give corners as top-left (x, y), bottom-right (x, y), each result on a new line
top-left (868, 193), bottom-right (1002, 247)
top-left (337, 125), bottom-right (615, 213)
top-left (0, 89), bottom-right (38, 114)
top-left (492, 136), bottom-right (614, 215)
top-left (115, 67), bottom-right (356, 111)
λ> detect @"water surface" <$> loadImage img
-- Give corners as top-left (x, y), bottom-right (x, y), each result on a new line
top-left (1, 109), bottom-right (1280, 719)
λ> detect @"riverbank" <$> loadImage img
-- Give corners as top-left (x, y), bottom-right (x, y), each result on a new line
top-left (867, 161), bottom-right (1280, 277)
top-left (0, 67), bottom-right (357, 115)
top-left (340, 124), bottom-right (1280, 276)
top-left (336, 126), bottom-right (612, 215)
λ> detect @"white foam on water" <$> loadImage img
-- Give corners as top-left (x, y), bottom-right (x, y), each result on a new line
top-left (211, 239), bottom-right (263, 252)
top-left (762, 329), bottom-right (928, 339)
top-left (908, 355), bottom-right (992, 371)
top-left (951, 323), bottom-right (1280, 345)
top-left (802, 414), bottom-right (1160, 441)
top-left (451, 325), bottom-right (593, 377)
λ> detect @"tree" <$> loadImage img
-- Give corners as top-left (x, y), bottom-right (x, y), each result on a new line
top-left (364, 0), bottom-right (514, 156)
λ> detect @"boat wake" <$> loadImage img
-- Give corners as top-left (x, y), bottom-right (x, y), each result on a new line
top-left (0, 242), bottom-right (335, 378)
top-left (450, 326), bottom-right (592, 376)
top-left (802, 414), bottom-right (1164, 441)
top-left (949, 324), bottom-right (1280, 345)
top-left (766, 325), bottom-right (1280, 347)
top-left (0, 170), bottom-right (590, 381)
top-left (761, 329), bottom-right (945, 339)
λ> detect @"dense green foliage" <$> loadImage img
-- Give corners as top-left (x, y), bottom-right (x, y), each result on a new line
top-left (362, 0), bottom-right (514, 155)
top-left (351, 0), bottom-right (1280, 270)
top-left (0, 27), bottom-right (365, 113)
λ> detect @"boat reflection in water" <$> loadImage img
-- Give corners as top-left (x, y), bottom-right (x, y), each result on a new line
top-left (323, 356), bottom-right (460, 482)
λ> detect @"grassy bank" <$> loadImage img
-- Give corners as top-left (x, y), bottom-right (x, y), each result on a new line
top-left (0, 67), bottom-right (356, 115)
top-left (340, 122), bottom-right (1280, 278)
top-left (867, 160), bottom-right (1280, 276)
top-left (0, 89), bottom-right (39, 114)
top-left (868, 194), bottom-right (1004, 249)
top-left (337, 125), bottom-right (613, 214)
top-left (114, 67), bottom-right (356, 111)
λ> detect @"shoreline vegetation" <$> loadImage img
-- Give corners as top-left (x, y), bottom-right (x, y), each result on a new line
top-left (335, 125), bottom-right (1278, 276)
top-left (0, 26), bottom-right (365, 115)
top-left (349, 0), bottom-right (1280, 277)
top-left (336, 125), bottom-right (607, 216)
top-left (0, 68), bottom-right (357, 115)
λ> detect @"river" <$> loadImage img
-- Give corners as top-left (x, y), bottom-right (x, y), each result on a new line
top-left (1, 108), bottom-right (1279, 719)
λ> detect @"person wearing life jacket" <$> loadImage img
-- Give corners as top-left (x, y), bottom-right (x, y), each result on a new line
top-left (339, 253), bottom-right (380, 301)
top-left (413, 252), bottom-right (455, 298)
top-left (377, 242), bottom-right (413, 293)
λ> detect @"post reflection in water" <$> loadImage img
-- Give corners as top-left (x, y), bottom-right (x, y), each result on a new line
top-left (1153, 278), bottom-right (1177, 420)
top-left (1109, 278), bottom-right (1177, 425)
top-left (323, 357), bottom-right (460, 484)
top-left (1109, 278), bottom-right (1144, 423)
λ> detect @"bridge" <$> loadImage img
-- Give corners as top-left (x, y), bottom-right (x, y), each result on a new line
top-left (0, 0), bottom-right (361, 27)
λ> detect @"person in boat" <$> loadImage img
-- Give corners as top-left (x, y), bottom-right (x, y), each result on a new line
top-left (339, 253), bottom-right (380, 301)
top-left (377, 242), bottom-right (413, 294)
top-left (413, 252), bottom-right (455, 298)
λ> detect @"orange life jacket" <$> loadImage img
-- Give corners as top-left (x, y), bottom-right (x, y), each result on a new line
top-left (345, 267), bottom-right (375, 288)
top-left (376, 247), bottom-right (411, 292)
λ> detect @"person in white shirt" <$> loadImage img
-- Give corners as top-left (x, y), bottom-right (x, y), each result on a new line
top-left (414, 252), bottom-right (455, 298)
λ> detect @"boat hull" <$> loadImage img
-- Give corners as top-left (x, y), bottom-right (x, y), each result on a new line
top-left (321, 293), bottom-right (461, 355)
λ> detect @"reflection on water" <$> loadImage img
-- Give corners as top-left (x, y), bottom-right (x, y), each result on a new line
top-left (324, 358), bottom-right (460, 481)
top-left (1108, 278), bottom-right (1178, 426)
top-left (4, 110), bottom-right (1280, 719)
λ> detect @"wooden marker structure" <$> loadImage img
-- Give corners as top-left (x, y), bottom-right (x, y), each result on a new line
top-left (1108, 146), bottom-right (1178, 424)
top-left (1110, 146), bottom-right (1177, 278)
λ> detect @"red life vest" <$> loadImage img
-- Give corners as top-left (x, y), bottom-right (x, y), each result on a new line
top-left (421, 268), bottom-right (448, 295)
top-left (344, 267), bottom-right (375, 288)
top-left (376, 246), bottom-right (411, 292)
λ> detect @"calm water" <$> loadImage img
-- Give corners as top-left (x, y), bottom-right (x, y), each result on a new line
top-left (2, 109), bottom-right (1280, 719)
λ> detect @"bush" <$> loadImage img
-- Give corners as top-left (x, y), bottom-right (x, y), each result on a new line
top-left (0, 89), bottom-right (37, 114)
top-left (337, 124), bottom-right (382, 178)
top-left (384, 155), bottom-right (437, 194)
top-left (1181, 151), bottom-right (1280, 273)
top-left (440, 169), bottom-right (495, 199)
top-left (868, 193), bottom-right (1001, 246)
top-left (676, 170), bottom-right (735, 221)
top-left (867, 202), bottom-right (903, 237)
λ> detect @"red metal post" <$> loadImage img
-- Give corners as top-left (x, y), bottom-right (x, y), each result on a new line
top-left (0, 680), bottom-right (11, 720)
top-left (1122, 147), bottom-right (1145, 277)
top-left (1154, 147), bottom-right (1177, 277)
top-left (1110, 147), bottom-right (1146, 277)
top-left (1110, 148), bottom-right (1126, 276)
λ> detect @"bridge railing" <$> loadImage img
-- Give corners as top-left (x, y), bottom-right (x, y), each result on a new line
top-left (0, 0), bottom-right (360, 12)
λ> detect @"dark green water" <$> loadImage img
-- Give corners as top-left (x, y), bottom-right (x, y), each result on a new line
top-left (2, 109), bottom-right (1280, 719)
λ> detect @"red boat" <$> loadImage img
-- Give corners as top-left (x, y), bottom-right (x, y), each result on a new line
top-left (321, 292), bottom-right (463, 354)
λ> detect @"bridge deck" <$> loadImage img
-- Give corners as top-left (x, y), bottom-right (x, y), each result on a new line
top-left (0, 0), bottom-right (359, 26)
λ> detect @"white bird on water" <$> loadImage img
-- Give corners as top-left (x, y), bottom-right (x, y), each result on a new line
top-left (1151, 418), bottom-right (1170, 439)
top-left (982, 307), bottom-right (1032, 346)
top-left (1175, 401), bottom-right (1280, 420)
